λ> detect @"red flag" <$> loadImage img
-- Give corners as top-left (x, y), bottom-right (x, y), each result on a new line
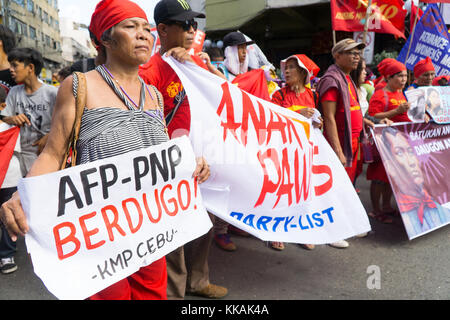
top-left (410, 2), bottom-right (424, 32)
top-left (188, 30), bottom-right (206, 55)
top-left (0, 126), bottom-right (20, 188)
top-left (232, 69), bottom-right (271, 101)
top-left (330, 0), bottom-right (406, 38)
top-left (420, 0), bottom-right (450, 3)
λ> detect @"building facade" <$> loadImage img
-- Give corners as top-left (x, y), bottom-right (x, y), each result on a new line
top-left (60, 18), bottom-right (96, 66)
top-left (0, 0), bottom-right (63, 81)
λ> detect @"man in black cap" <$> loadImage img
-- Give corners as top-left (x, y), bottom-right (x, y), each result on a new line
top-left (139, 0), bottom-right (227, 300)
top-left (222, 31), bottom-right (254, 81)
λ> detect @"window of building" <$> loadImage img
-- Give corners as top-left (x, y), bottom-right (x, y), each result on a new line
top-left (9, 17), bottom-right (28, 37)
top-left (27, 0), bottom-right (35, 13)
top-left (11, 0), bottom-right (25, 7)
top-left (45, 35), bottom-right (50, 46)
top-left (29, 26), bottom-right (37, 40)
top-left (44, 11), bottom-right (48, 24)
top-left (54, 0), bottom-right (58, 9)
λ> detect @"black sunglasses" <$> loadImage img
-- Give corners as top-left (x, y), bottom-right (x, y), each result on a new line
top-left (164, 19), bottom-right (198, 31)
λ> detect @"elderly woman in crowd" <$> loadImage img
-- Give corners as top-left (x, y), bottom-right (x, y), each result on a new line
top-left (270, 54), bottom-right (322, 251)
top-left (406, 57), bottom-right (436, 91)
top-left (0, 0), bottom-right (210, 300)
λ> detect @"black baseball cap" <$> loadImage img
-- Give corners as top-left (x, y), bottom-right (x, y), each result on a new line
top-left (154, 0), bottom-right (206, 25)
top-left (223, 31), bottom-right (255, 49)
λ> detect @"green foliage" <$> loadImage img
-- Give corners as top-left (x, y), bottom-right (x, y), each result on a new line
top-left (373, 50), bottom-right (399, 67)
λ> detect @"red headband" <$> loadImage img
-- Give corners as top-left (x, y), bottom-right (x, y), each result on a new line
top-left (377, 58), bottom-right (397, 78)
top-left (89, 0), bottom-right (148, 45)
top-left (382, 60), bottom-right (406, 78)
top-left (414, 57), bottom-right (435, 78)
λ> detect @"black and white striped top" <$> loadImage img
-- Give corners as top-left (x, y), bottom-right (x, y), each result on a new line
top-left (74, 67), bottom-right (169, 164)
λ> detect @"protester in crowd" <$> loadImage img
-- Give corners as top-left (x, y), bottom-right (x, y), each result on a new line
top-left (57, 66), bottom-right (72, 83)
top-left (381, 127), bottom-right (450, 238)
top-left (0, 25), bottom-right (16, 93)
top-left (432, 75), bottom-right (450, 86)
top-left (0, 86), bottom-right (21, 275)
top-left (406, 57), bottom-right (436, 91)
top-left (270, 53), bottom-right (322, 251)
top-left (205, 47), bottom-right (228, 77)
top-left (0, 25), bottom-right (18, 275)
top-left (203, 46), bottom-right (251, 253)
top-left (222, 31), bottom-right (254, 81)
top-left (350, 58), bottom-right (393, 195)
top-left (70, 57), bottom-right (97, 74)
top-left (317, 38), bottom-right (376, 248)
top-left (351, 58), bottom-right (370, 116)
top-left (362, 66), bottom-right (375, 101)
top-left (366, 60), bottom-right (410, 224)
top-left (373, 58), bottom-right (397, 91)
top-left (139, 0), bottom-right (227, 300)
top-left (272, 54), bottom-right (319, 120)
top-left (1, 48), bottom-right (57, 175)
top-left (0, 0), bottom-right (210, 300)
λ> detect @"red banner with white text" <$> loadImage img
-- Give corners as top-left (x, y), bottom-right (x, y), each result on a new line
top-left (330, 0), bottom-right (406, 38)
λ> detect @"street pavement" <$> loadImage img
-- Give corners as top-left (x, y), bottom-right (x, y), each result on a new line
top-left (0, 167), bottom-right (449, 300)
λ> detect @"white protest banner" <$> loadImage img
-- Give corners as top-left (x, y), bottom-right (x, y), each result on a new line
top-left (405, 86), bottom-right (450, 124)
top-left (164, 57), bottom-right (371, 244)
top-left (18, 136), bottom-right (212, 300)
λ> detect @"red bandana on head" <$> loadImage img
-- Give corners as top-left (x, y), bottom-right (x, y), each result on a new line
top-left (380, 60), bottom-right (406, 78)
top-left (377, 58), bottom-right (397, 78)
top-left (89, 0), bottom-right (148, 45)
top-left (413, 57), bottom-right (435, 78)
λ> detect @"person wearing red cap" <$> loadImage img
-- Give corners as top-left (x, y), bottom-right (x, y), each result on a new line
top-left (0, 0), bottom-right (212, 300)
top-left (272, 54), bottom-right (320, 121)
top-left (366, 60), bottom-right (410, 224)
top-left (139, 0), bottom-right (227, 300)
top-left (406, 57), bottom-right (436, 91)
top-left (270, 54), bottom-right (321, 251)
top-left (373, 58), bottom-right (397, 91)
top-left (432, 75), bottom-right (450, 86)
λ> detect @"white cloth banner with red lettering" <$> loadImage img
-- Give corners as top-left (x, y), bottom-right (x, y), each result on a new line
top-left (165, 56), bottom-right (371, 244)
top-left (18, 136), bottom-right (212, 300)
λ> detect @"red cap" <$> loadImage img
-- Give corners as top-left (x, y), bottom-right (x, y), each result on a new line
top-left (413, 57), bottom-right (435, 78)
top-left (377, 58), bottom-right (397, 77)
top-left (432, 75), bottom-right (450, 86)
top-left (280, 54), bottom-right (320, 84)
top-left (89, 0), bottom-right (148, 45)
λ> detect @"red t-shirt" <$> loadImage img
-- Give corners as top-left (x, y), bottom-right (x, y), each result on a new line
top-left (320, 75), bottom-right (363, 139)
top-left (271, 86), bottom-right (316, 112)
top-left (368, 89), bottom-right (410, 123)
top-left (139, 52), bottom-right (208, 137)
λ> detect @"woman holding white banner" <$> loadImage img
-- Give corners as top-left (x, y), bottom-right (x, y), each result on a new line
top-left (0, 0), bottom-right (210, 300)
top-left (270, 54), bottom-right (322, 251)
top-left (367, 60), bottom-right (410, 224)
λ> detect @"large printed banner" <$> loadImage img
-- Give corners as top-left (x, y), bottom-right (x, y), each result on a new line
top-left (330, 0), bottom-right (406, 38)
top-left (398, 4), bottom-right (450, 76)
top-left (405, 86), bottom-right (450, 124)
top-left (164, 57), bottom-right (371, 244)
top-left (372, 123), bottom-right (450, 240)
top-left (17, 136), bottom-right (212, 300)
